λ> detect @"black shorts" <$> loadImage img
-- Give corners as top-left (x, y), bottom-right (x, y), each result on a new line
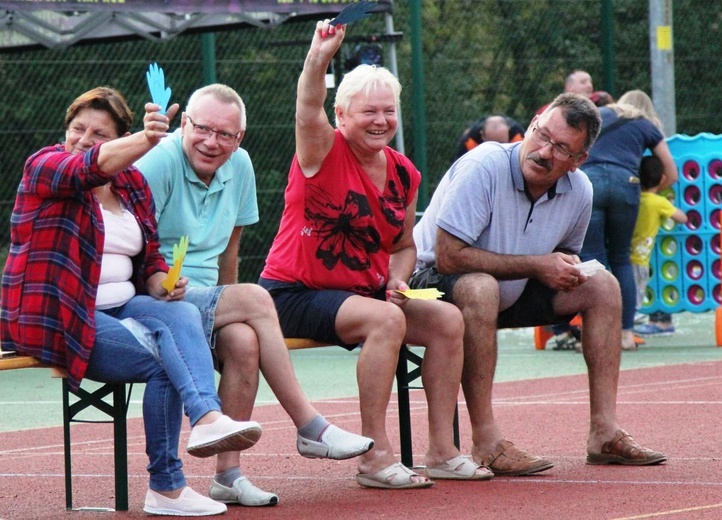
top-left (409, 267), bottom-right (576, 329)
top-left (258, 277), bottom-right (384, 350)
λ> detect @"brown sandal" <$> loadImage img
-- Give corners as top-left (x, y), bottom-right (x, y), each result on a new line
top-left (587, 430), bottom-right (667, 465)
top-left (479, 440), bottom-right (554, 476)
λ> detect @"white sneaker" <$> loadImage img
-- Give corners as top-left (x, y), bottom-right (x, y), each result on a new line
top-left (143, 487), bottom-right (226, 516)
top-left (209, 476), bottom-right (279, 507)
top-left (187, 415), bottom-right (262, 458)
top-left (297, 424), bottom-right (374, 460)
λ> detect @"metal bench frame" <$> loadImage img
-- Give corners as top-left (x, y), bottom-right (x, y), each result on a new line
top-left (0, 354), bottom-right (130, 511)
top-left (2, 339), bottom-right (460, 510)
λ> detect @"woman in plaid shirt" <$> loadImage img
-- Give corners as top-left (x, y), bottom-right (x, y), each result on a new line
top-left (1, 87), bottom-right (262, 516)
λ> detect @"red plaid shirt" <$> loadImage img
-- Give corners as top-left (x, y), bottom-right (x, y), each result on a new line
top-left (1, 143), bottom-right (168, 391)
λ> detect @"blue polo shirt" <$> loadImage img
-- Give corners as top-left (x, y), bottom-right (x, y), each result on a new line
top-left (414, 141), bottom-right (592, 310)
top-left (135, 129), bottom-right (259, 288)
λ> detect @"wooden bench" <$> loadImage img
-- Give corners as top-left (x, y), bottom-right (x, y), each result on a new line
top-left (0, 352), bottom-right (130, 511)
top-left (1, 339), bottom-right (455, 511)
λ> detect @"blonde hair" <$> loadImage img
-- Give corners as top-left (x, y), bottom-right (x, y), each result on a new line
top-left (186, 84), bottom-right (247, 130)
top-left (610, 102), bottom-right (644, 120)
top-left (334, 65), bottom-right (401, 127)
top-left (616, 90), bottom-right (662, 129)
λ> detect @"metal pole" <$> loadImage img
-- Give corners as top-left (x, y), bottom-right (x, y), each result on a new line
top-left (385, 12), bottom-right (405, 155)
top-left (202, 32), bottom-right (217, 86)
top-left (409, 0), bottom-right (428, 209)
top-left (600, 0), bottom-right (616, 96)
top-left (649, 0), bottom-right (676, 135)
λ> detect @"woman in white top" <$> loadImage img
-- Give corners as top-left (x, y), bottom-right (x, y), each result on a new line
top-left (2, 87), bottom-right (260, 516)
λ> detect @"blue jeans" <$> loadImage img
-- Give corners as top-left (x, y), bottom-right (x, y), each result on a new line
top-left (84, 295), bottom-right (221, 492)
top-left (580, 165), bottom-right (641, 330)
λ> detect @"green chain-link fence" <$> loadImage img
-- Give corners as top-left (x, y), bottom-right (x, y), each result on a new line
top-left (1, 0), bottom-right (720, 281)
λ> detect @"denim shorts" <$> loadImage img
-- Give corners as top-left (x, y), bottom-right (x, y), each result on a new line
top-left (183, 285), bottom-right (226, 350)
top-left (409, 267), bottom-right (575, 329)
top-left (258, 277), bottom-right (361, 350)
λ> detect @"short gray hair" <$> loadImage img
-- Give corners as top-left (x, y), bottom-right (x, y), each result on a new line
top-left (334, 65), bottom-right (401, 127)
top-left (545, 93), bottom-right (601, 151)
top-left (186, 83), bottom-right (247, 130)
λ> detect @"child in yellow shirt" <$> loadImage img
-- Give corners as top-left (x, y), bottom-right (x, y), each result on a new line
top-left (631, 156), bottom-right (687, 335)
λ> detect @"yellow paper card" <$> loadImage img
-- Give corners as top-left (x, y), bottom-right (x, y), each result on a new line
top-left (395, 288), bottom-right (445, 300)
top-left (161, 235), bottom-right (189, 292)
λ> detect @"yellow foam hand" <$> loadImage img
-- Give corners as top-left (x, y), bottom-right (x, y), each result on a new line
top-left (161, 235), bottom-right (189, 292)
top-left (394, 288), bottom-right (445, 300)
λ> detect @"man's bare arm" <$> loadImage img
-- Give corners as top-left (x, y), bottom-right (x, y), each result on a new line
top-left (435, 227), bottom-right (584, 291)
top-left (217, 226), bottom-right (243, 285)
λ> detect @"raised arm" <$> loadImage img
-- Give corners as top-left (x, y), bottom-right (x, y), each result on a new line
top-left (97, 102), bottom-right (179, 177)
top-left (296, 21), bottom-right (346, 177)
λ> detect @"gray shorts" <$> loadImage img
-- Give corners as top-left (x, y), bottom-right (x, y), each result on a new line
top-left (184, 285), bottom-right (226, 350)
top-left (632, 263), bottom-right (649, 310)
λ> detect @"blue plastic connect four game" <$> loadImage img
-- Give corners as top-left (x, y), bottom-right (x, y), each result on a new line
top-left (643, 133), bottom-right (722, 315)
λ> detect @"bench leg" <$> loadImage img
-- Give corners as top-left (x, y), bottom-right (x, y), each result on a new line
top-left (453, 404), bottom-right (460, 450)
top-left (395, 345), bottom-right (414, 468)
top-left (395, 345), bottom-right (461, 469)
top-left (112, 384), bottom-right (129, 511)
top-left (61, 379), bottom-right (73, 510)
top-left (61, 380), bottom-right (130, 511)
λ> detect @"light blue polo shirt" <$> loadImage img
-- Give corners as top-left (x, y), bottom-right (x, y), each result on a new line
top-left (414, 141), bottom-right (592, 311)
top-left (135, 129), bottom-right (259, 288)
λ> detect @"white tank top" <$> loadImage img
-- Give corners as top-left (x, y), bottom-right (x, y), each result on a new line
top-left (96, 205), bottom-right (143, 310)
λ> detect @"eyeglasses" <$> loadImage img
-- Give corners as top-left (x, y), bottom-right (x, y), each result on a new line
top-left (531, 123), bottom-right (578, 161)
top-left (186, 116), bottom-right (240, 146)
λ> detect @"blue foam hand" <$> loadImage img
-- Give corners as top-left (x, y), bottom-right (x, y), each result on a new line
top-left (146, 62), bottom-right (172, 115)
top-left (330, 0), bottom-right (377, 26)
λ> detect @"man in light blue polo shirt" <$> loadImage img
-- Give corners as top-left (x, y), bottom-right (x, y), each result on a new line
top-left (411, 93), bottom-right (666, 477)
top-left (136, 84), bottom-right (373, 508)
top-left (139, 123), bottom-right (258, 288)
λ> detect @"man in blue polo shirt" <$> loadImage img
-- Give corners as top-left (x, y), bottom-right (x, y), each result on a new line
top-left (411, 93), bottom-right (666, 477)
top-left (136, 84), bottom-right (373, 508)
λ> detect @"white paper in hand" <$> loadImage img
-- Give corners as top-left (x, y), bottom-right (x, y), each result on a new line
top-left (576, 259), bottom-right (606, 277)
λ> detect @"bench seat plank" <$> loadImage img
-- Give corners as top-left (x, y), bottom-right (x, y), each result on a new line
top-left (0, 355), bottom-right (48, 370)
